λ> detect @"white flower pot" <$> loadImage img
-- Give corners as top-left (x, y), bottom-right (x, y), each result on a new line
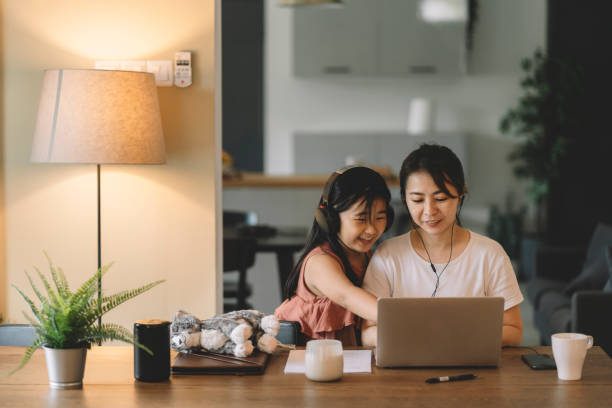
top-left (43, 346), bottom-right (87, 389)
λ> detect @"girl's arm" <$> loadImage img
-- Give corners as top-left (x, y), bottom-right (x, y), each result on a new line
top-left (502, 304), bottom-right (523, 346)
top-left (304, 254), bottom-right (378, 322)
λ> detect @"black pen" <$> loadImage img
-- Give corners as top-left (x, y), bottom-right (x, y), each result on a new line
top-left (425, 374), bottom-right (476, 384)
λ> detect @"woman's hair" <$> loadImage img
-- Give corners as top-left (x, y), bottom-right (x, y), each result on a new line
top-left (399, 143), bottom-right (466, 226)
top-left (283, 166), bottom-right (393, 300)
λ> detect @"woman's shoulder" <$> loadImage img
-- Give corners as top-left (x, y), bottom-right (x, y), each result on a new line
top-left (466, 230), bottom-right (507, 256)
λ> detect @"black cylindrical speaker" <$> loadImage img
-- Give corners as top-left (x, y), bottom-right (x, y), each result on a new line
top-left (134, 319), bottom-right (171, 382)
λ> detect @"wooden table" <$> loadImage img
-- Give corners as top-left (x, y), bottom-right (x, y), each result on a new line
top-left (2, 346), bottom-right (612, 407)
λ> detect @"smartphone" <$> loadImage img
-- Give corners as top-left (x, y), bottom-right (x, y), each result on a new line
top-left (522, 353), bottom-right (556, 370)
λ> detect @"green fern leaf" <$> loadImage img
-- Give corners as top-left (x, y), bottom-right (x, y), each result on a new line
top-left (34, 266), bottom-right (62, 308)
top-left (87, 280), bottom-right (164, 324)
top-left (44, 252), bottom-right (69, 299)
top-left (8, 336), bottom-right (45, 376)
top-left (69, 263), bottom-right (113, 308)
top-left (12, 284), bottom-right (41, 320)
top-left (24, 271), bottom-right (48, 308)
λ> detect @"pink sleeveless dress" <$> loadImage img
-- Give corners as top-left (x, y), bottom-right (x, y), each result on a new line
top-left (274, 243), bottom-right (366, 346)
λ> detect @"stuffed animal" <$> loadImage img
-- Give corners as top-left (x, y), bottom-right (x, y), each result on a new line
top-left (171, 309), bottom-right (292, 358)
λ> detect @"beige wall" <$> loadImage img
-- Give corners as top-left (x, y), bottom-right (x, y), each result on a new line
top-left (0, 0), bottom-right (219, 327)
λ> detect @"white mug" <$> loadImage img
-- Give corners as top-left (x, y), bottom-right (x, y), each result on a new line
top-left (551, 333), bottom-right (593, 380)
top-left (305, 339), bottom-right (343, 382)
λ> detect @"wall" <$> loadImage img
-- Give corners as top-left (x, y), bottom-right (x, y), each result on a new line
top-left (0, 0), bottom-right (219, 328)
top-left (546, 0), bottom-right (612, 243)
top-left (222, 0), bottom-right (547, 314)
top-left (264, 0), bottom-right (547, 208)
top-left (0, 3), bottom-right (5, 322)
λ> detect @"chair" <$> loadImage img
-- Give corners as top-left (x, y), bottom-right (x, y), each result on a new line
top-left (526, 222), bottom-right (612, 356)
top-left (223, 210), bottom-right (259, 312)
top-left (223, 210), bottom-right (258, 228)
top-left (223, 236), bottom-right (257, 312)
top-left (0, 324), bottom-right (37, 346)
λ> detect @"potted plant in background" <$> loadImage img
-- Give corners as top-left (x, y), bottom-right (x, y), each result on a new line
top-left (499, 48), bottom-right (582, 279)
top-left (486, 193), bottom-right (526, 278)
top-left (10, 254), bottom-right (164, 389)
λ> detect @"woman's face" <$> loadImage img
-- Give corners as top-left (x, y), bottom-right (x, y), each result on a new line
top-left (404, 170), bottom-right (462, 237)
top-left (337, 197), bottom-right (388, 254)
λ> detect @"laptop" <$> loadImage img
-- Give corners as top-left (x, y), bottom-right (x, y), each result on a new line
top-left (376, 297), bottom-right (504, 367)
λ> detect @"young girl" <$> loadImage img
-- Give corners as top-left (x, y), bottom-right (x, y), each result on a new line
top-left (361, 144), bottom-right (524, 347)
top-left (274, 166), bottom-right (394, 346)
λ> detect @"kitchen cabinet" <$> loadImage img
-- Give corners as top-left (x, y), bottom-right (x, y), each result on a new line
top-left (293, 0), bottom-right (378, 76)
top-left (379, 0), bottom-right (465, 75)
top-left (293, 0), bottom-right (466, 76)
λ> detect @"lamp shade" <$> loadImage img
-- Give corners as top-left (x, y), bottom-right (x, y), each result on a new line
top-left (31, 69), bottom-right (165, 164)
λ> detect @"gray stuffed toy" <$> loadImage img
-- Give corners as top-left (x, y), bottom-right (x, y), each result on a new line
top-left (171, 309), bottom-right (292, 357)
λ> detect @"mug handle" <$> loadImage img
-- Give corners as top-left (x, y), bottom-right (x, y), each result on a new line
top-left (586, 335), bottom-right (594, 349)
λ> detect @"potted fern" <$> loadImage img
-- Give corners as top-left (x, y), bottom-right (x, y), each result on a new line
top-left (10, 254), bottom-right (164, 389)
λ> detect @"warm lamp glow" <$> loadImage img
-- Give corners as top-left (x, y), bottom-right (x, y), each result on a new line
top-left (31, 69), bottom-right (165, 164)
top-left (9, 1), bottom-right (211, 60)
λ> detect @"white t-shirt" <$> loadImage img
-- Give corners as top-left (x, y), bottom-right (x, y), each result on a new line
top-left (363, 230), bottom-right (524, 311)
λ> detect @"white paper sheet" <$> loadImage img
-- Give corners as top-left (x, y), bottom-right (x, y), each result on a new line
top-left (283, 349), bottom-right (372, 374)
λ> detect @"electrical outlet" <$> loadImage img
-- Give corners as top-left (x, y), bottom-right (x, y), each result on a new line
top-left (146, 60), bottom-right (173, 87)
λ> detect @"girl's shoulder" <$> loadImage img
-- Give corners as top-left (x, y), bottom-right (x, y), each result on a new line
top-left (304, 243), bottom-right (344, 269)
top-left (307, 242), bottom-right (340, 260)
top-left (374, 232), bottom-right (412, 255)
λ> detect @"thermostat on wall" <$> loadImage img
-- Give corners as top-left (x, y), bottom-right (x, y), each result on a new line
top-left (174, 51), bottom-right (192, 87)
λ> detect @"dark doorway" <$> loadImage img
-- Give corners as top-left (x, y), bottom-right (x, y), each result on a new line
top-left (222, 0), bottom-right (264, 172)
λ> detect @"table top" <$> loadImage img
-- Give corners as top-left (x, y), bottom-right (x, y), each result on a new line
top-left (223, 172), bottom-right (400, 188)
top-left (223, 226), bottom-right (308, 252)
top-left (2, 346), bottom-right (612, 407)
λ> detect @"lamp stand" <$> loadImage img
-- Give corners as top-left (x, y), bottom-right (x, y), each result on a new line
top-left (97, 164), bottom-right (102, 343)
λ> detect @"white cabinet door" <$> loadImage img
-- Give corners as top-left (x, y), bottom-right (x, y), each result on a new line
top-left (292, 0), bottom-right (466, 77)
top-left (379, 0), bottom-right (466, 75)
top-left (293, 0), bottom-right (378, 76)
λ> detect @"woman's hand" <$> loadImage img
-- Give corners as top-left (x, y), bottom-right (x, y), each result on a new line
top-left (361, 320), bottom-right (377, 347)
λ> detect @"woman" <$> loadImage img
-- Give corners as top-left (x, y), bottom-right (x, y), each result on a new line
top-left (361, 144), bottom-right (523, 347)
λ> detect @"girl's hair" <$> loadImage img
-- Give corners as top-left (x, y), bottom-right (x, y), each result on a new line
top-left (399, 143), bottom-right (466, 226)
top-left (283, 167), bottom-right (393, 300)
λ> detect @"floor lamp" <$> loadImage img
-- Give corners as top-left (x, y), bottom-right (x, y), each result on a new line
top-left (30, 69), bottom-right (166, 330)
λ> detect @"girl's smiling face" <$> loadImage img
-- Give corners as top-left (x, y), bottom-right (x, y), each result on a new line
top-left (405, 170), bottom-right (462, 237)
top-left (337, 197), bottom-right (388, 254)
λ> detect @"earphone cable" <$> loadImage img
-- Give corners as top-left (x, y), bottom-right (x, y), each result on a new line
top-left (415, 222), bottom-right (455, 297)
